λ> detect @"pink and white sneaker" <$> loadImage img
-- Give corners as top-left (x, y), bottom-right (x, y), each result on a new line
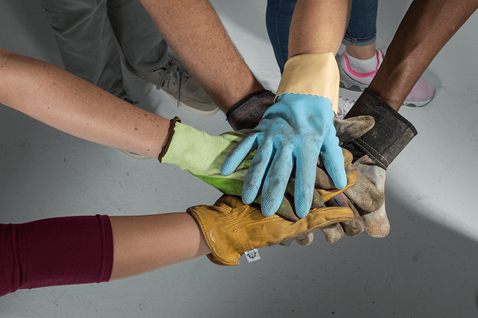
top-left (336, 96), bottom-right (355, 120)
top-left (337, 49), bottom-right (435, 107)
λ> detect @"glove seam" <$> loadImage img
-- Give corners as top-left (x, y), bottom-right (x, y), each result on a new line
top-left (226, 208), bottom-right (250, 257)
top-left (230, 96), bottom-right (274, 130)
top-left (158, 118), bottom-right (178, 162)
top-left (187, 208), bottom-right (238, 266)
top-left (353, 139), bottom-right (390, 169)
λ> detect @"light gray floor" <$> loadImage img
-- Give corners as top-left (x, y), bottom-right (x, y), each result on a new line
top-left (1, 0), bottom-right (478, 317)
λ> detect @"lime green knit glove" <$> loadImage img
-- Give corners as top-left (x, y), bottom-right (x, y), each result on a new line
top-left (159, 118), bottom-right (252, 197)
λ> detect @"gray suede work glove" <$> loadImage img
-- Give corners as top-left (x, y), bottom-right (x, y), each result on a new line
top-left (319, 115), bottom-right (386, 242)
top-left (338, 88), bottom-right (417, 240)
top-left (278, 148), bottom-right (358, 246)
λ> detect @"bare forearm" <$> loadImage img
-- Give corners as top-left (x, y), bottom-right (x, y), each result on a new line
top-left (289, 0), bottom-right (350, 57)
top-left (139, 0), bottom-right (264, 110)
top-left (0, 47), bottom-right (169, 158)
top-left (0, 213), bottom-right (209, 295)
top-left (369, 0), bottom-right (478, 110)
top-left (109, 213), bottom-right (210, 280)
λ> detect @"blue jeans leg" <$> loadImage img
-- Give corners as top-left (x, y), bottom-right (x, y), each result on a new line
top-left (265, 0), bottom-right (296, 74)
top-left (343, 0), bottom-right (378, 47)
top-left (266, 0), bottom-right (378, 73)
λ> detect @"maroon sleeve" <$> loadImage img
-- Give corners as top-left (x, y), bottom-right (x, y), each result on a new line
top-left (0, 215), bottom-right (114, 297)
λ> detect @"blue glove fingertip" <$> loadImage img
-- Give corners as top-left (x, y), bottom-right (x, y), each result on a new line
top-left (242, 192), bottom-right (255, 205)
top-left (220, 160), bottom-right (234, 176)
top-left (332, 167), bottom-right (348, 190)
top-left (295, 197), bottom-right (312, 219)
top-left (260, 196), bottom-right (284, 217)
top-left (260, 204), bottom-right (276, 217)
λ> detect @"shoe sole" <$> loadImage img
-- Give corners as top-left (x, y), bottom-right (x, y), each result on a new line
top-left (402, 89), bottom-right (435, 107)
top-left (119, 149), bottom-right (151, 160)
top-left (340, 75), bottom-right (435, 108)
top-left (166, 94), bottom-right (220, 116)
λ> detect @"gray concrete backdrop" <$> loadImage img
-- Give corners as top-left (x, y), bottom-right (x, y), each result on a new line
top-left (0, 0), bottom-right (477, 317)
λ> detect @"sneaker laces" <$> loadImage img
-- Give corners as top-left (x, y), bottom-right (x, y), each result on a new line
top-left (156, 59), bottom-right (191, 108)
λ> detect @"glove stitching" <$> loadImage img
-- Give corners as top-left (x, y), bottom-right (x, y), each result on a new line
top-left (189, 210), bottom-right (228, 265)
top-left (353, 139), bottom-right (389, 169)
top-left (231, 96), bottom-right (274, 130)
top-left (227, 209), bottom-right (250, 255)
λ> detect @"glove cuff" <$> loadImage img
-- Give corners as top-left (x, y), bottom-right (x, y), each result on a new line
top-left (159, 119), bottom-right (219, 171)
top-left (226, 90), bottom-right (275, 131)
top-left (344, 88), bottom-right (418, 169)
top-left (187, 196), bottom-right (251, 266)
top-left (276, 53), bottom-right (339, 113)
top-left (158, 117), bottom-right (179, 162)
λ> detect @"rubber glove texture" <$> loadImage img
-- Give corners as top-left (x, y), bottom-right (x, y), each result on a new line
top-left (221, 93), bottom-right (346, 218)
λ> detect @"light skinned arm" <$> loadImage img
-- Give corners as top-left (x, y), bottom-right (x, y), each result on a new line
top-left (110, 213), bottom-right (210, 280)
top-left (138, 0), bottom-right (264, 111)
top-left (289, 0), bottom-right (350, 57)
top-left (368, 0), bottom-right (478, 110)
top-left (0, 212), bottom-right (210, 296)
top-left (0, 46), bottom-right (169, 158)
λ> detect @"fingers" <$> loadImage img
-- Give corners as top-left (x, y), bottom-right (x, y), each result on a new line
top-left (260, 148), bottom-right (294, 217)
top-left (316, 169), bottom-right (358, 202)
top-left (305, 206), bottom-right (354, 232)
top-left (221, 133), bottom-right (257, 176)
top-left (293, 151), bottom-right (318, 218)
top-left (241, 142), bottom-right (274, 205)
top-left (294, 233), bottom-right (314, 246)
top-left (335, 194), bottom-right (365, 237)
top-left (275, 193), bottom-right (300, 221)
top-left (362, 205), bottom-right (390, 238)
top-left (343, 164), bottom-right (384, 212)
top-left (321, 142), bottom-right (347, 190)
top-left (320, 194), bottom-right (365, 242)
top-left (319, 223), bottom-right (345, 243)
top-left (333, 116), bottom-right (375, 145)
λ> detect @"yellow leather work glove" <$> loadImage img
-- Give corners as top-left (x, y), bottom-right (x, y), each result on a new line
top-left (187, 195), bottom-right (354, 266)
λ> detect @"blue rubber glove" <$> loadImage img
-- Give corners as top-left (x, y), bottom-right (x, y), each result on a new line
top-left (221, 93), bottom-right (347, 218)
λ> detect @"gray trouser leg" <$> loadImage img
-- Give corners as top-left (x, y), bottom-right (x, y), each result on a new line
top-left (106, 0), bottom-right (169, 73)
top-left (39, 0), bottom-right (124, 96)
top-left (39, 0), bottom-right (169, 96)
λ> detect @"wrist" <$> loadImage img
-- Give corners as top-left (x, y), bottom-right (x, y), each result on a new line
top-left (158, 117), bottom-right (179, 162)
top-left (344, 88), bottom-right (418, 169)
top-left (159, 119), bottom-right (214, 171)
top-left (277, 52), bottom-right (340, 113)
top-left (226, 90), bottom-right (275, 130)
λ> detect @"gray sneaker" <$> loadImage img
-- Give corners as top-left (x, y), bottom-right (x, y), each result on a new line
top-left (135, 56), bottom-right (220, 116)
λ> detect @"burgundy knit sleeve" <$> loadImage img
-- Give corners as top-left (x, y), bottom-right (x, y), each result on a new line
top-left (0, 215), bottom-right (114, 297)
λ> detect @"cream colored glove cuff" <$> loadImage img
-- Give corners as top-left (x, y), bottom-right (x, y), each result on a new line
top-left (276, 52), bottom-right (340, 113)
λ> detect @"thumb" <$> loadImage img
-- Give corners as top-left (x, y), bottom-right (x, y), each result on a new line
top-left (303, 206), bottom-right (354, 232)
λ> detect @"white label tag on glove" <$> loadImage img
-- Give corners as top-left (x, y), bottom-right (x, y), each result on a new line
top-left (244, 249), bottom-right (261, 263)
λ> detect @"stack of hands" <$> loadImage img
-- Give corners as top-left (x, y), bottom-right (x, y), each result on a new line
top-left (158, 54), bottom-right (412, 265)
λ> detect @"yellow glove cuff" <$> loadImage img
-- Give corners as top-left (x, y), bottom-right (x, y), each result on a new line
top-left (276, 52), bottom-right (340, 113)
